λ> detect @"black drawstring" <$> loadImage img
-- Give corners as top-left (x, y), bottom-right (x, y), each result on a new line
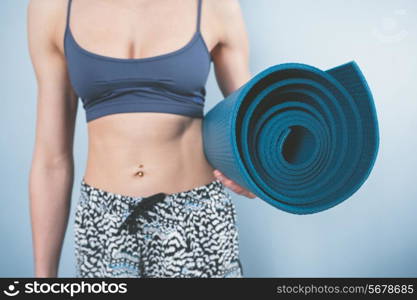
top-left (117, 192), bottom-right (167, 235)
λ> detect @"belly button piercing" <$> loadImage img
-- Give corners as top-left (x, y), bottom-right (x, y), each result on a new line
top-left (136, 171), bottom-right (144, 177)
top-left (135, 164), bottom-right (144, 177)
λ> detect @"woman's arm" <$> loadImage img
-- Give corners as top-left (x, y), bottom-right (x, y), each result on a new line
top-left (27, 0), bottom-right (78, 277)
top-left (212, 0), bottom-right (251, 96)
top-left (210, 0), bottom-right (256, 198)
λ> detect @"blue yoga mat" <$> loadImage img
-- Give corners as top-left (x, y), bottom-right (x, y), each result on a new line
top-left (202, 61), bottom-right (379, 214)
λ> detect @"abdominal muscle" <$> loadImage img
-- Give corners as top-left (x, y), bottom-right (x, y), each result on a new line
top-left (83, 112), bottom-right (217, 198)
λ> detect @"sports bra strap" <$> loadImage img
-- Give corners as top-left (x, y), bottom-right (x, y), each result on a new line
top-left (196, 0), bottom-right (203, 32)
top-left (65, 0), bottom-right (73, 32)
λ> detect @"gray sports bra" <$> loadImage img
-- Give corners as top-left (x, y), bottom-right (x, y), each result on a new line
top-left (64, 0), bottom-right (212, 122)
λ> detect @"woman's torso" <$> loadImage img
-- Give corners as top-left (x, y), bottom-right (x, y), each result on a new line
top-left (61, 0), bottom-right (218, 197)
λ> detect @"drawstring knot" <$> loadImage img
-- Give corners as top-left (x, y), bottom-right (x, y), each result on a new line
top-left (118, 192), bottom-right (167, 235)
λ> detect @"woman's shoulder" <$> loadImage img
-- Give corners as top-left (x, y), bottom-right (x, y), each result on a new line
top-left (210, 0), bottom-right (243, 17)
top-left (209, 0), bottom-right (245, 32)
top-left (28, 0), bottom-right (68, 19)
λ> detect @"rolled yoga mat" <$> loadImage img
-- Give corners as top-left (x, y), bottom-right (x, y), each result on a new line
top-left (202, 61), bottom-right (379, 214)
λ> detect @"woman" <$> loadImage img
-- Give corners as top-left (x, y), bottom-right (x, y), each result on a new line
top-left (28, 0), bottom-right (255, 278)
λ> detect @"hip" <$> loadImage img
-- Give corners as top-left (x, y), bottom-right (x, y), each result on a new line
top-left (74, 177), bottom-right (239, 236)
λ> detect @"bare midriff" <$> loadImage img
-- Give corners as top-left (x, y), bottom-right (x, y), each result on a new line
top-left (83, 112), bottom-right (217, 198)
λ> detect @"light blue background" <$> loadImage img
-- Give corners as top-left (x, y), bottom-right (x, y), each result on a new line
top-left (1, 0), bottom-right (416, 277)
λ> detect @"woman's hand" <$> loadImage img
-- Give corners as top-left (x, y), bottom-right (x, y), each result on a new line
top-left (213, 170), bottom-right (257, 199)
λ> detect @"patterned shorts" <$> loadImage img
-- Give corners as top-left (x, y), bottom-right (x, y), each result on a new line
top-left (74, 178), bottom-right (244, 278)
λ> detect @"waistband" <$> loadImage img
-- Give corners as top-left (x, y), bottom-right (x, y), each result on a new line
top-left (79, 178), bottom-right (228, 211)
top-left (80, 177), bottom-right (225, 202)
top-left (79, 177), bottom-right (229, 234)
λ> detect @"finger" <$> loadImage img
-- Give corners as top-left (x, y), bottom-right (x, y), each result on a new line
top-left (230, 187), bottom-right (245, 195)
top-left (223, 180), bottom-right (249, 195)
top-left (231, 185), bottom-right (248, 196)
top-left (214, 171), bottom-right (227, 182)
top-left (216, 173), bottom-right (232, 186)
top-left (232, 184), bottom-right (251, 195)
top-left (223, 178), bottom-right (236, 188)
top-left (242, 190), bottom-right (256, 198)
top-left (214, 169), bottom-right (225, 177)
top-left (214, 173), bottom-right (256, 198)
top-left (226, 183), bottom-right (243, 194)
top-left (232, 187), bottom-right (245, 194)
